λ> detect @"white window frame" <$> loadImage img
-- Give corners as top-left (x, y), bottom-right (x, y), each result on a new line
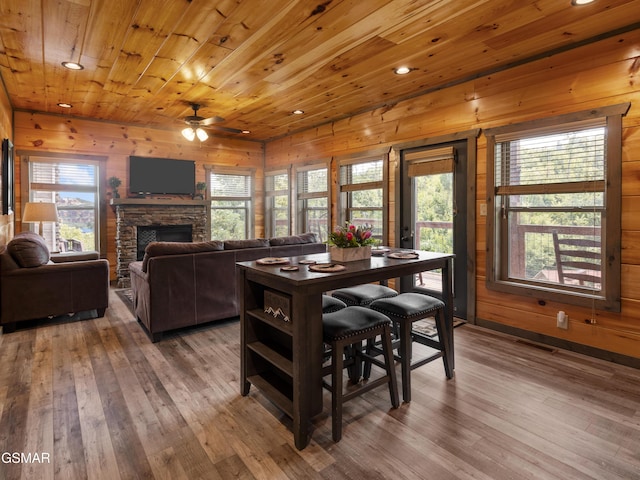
top-left (485, 104), bottom-right (629, 312)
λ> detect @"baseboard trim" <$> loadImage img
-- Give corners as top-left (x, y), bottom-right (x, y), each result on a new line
top-left (475, 318), bottom-right (640, 369)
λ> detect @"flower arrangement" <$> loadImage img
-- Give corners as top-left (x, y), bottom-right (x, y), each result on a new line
top-left (328, 222), bottom-right (377, 248)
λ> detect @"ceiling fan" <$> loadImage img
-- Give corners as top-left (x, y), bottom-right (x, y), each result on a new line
top-left (181, 103), bottom-right (243, 141)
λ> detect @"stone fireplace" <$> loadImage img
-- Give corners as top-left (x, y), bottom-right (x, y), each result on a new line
top-left (113, 199), bottom-right (208, 287)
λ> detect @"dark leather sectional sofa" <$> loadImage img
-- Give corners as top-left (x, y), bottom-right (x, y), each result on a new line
top-left (129, 233), bottom-right (326, 341)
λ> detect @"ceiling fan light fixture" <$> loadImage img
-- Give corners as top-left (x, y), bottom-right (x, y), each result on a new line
top-left (181, 127), bottom-right (196, 141)
top-left (195, 127), bottom-right (208, 141)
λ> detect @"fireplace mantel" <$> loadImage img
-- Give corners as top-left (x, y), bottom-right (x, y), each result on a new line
top-left (110, 198), bottom-right (210, 207)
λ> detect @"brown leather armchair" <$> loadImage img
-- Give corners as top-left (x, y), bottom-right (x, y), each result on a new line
top-left (0, 232), bottom-right (109, 333)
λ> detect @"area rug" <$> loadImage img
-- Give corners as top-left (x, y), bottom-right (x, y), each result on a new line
top-left (412, 317), bottom-right (465, 338)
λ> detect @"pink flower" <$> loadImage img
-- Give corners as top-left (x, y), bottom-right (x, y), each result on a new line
top-left (349, 225), bottom-right (356, 231)
top-left (346, 232), bottom-right (354, 241)
top-left (362, 230), bottom-right (371, 240)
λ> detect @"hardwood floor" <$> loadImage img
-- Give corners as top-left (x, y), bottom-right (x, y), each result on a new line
top-left (1, 288), bottom-right (640, 479)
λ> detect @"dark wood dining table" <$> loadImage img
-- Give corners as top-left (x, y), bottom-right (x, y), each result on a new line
top-left (236, 249), bottom-right (455, 450)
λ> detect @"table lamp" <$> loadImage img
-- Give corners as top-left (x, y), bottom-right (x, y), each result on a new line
top-left (22, 202), bottom-right (59, 236)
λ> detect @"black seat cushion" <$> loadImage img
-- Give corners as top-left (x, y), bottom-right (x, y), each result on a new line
top-left (332, 284), bottom-right (398, 306)
top-left (322, 295), bottom-right (347, 314)
top-left (323, 306), bottom-right (391, 342)
top-left (370, 292), bottom-right (445, 320)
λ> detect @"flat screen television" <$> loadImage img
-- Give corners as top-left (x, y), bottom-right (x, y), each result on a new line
top-left (129, 156), bottom-right (196, 195)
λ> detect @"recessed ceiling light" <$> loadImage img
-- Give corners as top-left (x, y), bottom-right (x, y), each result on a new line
top-left (57, 103), bottom-right (73, 108)
top-left (62, 61), bottom-right (84, 70)
top-left (292, 109), bottom-right (304, 115)
top-left (242, 130), bottom-right (251, 134)
top-left (571, 0), bottom-right (594, 5)
top-left (394, 66), bottom-right (411, 75)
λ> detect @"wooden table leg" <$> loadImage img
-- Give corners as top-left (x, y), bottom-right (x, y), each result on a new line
top-left (291, 293), bottom-right (323, 450)
top-left (442, 257), bottom-right (455, 377)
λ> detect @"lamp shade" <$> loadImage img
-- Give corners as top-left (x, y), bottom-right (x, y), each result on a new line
top-left (195, 127), bottom-right (208, 141)
top-left (22, 202), bottom-right (59, 223)
top-left (181, 127), bottom-right (196, 141)
top-left (23, 202), bottom-right (59, 237)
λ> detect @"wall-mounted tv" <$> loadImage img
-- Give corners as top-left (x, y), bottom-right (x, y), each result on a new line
top-left (129, 156), bottom-right (196, 195)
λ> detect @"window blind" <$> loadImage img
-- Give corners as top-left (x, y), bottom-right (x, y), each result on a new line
top-left (298, 168), bottom-right (327, 195)
top-left (406, 146), bottom-right (455, 177)
top-left (210, 173), bottom-right (251, 198)
top-left (30, 162), bottom-right (97, 187)
top-left (266, 172), bottom-right (288, 193)
top-left (495, 127), bottom-right (605, 195)
top-left (339, 160), bottom-right (383, 185)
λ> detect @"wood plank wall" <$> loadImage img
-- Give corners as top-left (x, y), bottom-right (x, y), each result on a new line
top-left (265, 31), bottom-right (640, 359)
top-left (0, 77), bottom-right (13, 243)
top-left (11, 113), bottom-right (264, 278)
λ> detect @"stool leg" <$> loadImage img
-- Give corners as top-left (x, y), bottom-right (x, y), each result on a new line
top-left (434, 309), bottom-right (453, 379)
top-left (347, 341), bottom-right (363, 384)
top-left (332, 339), bottom-right (345, 442)
top-left (381, 324), bottom-right (399, 408)
top-left (399, 319), bottom-right (413, 402)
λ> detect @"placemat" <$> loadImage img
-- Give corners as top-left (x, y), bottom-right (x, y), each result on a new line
top-left (308, 263), bottom-right (346, 273)
top-left (371, 247), bottom-right (390, 256)
top-left (256, 257), bottom-right (290, 265)
top-left (387, 251), bottom-right (419, 259)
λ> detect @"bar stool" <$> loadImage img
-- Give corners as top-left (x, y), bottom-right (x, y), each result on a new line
top-left (368, 292), bottom-right (450, 402)
top-left (331, 283), bottom-right (398, 306)
top-left (322, 294), bottom-right (347, 313)
top-left (330, 284), bottom-right (397, 382)
top-left (322, 306), bottom-right (399, 442)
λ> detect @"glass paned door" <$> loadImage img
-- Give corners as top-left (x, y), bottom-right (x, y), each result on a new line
top-left (400, 141), bottom-right (468, 319)
top-left (414, 173), bottom-right (454, 290)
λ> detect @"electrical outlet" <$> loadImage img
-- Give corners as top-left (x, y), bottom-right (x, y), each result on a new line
top-left (480, 203), bottom-right (487, 216)
top-left (557, 311), bottom-right (568, 329)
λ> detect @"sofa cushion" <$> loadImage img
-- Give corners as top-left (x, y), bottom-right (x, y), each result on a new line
top-left (269, 233), bottom-right (318, 246)
top-left (7, 232), bottom-right (50, 267)
top-left (142, 241), bottom-right (224, 272)
top-left (223, 238), bottom-right (269, 250)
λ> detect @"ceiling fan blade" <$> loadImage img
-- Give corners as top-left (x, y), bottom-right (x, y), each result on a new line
top-left (207, 125), bottom-right (243, 134)
top-left (183, 115), bottom-right (203, 124)
top-left (200, 115), bottom-right (226, 126)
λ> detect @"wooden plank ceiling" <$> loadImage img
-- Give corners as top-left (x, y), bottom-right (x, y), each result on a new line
top-left (0, 0), bottom-right (638, 142)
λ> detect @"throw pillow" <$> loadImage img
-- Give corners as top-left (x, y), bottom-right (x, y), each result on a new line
top-left (223, 238), bottom-right (270, 250)
top-left (269, 233), bottom-right (318, 246)
top-left (7, 232), bottom-right (51, 268)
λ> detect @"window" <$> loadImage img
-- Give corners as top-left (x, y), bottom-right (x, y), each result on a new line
top-left (296, 163), bottom-right (329, 242)
top-left (208, 168), bottom-right (254, 240)
top-left (265, 169), bottom-right (290, 238)
top-left (337, 153), bottom-right (387, 243)
top-left (485, 104), bottom-right (628, 311)
top-left (24, 155), bottom-right (104, 254)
